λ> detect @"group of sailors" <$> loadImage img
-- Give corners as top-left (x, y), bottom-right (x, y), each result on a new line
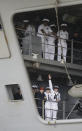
top-left (21, 18), bottom-right (69, 62)
top-left (32, 74), bottom-right (61, 121)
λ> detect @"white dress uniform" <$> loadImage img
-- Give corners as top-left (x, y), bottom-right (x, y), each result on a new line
top-left (57, 29), bottom-right (68, 62)
top-left (22, 24), bottom-right (36, 55)
top-left (37, 24), bottom-right (55, 60)
top-left (49, 80), bottom-right (61, 120)
top-left (47, 33), bottom-right (56, 60)
top-left (44, 91), bottom-right (51, 121)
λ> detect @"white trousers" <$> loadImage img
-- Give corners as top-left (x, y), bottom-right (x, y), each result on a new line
top-left (51, 102), bottom-right (58, 120)
top-left (45, 109), bottom-right (51, 121)
top-left (45, 109), bottom-right (58, 120)
top-left (52, 110), bottom-right (58, 120)
top-left (22, 37), bottom-right (29, 55)
top-left (41, 36), bottom-right (55, 60)
top-left (57, 42), bottom-right (67, 62)
top-left (45, 101), bottom-right (51, 121)
top-left (45, 102), bottom-right (58, 120)
top-left (44, 40), bottom-right (55, 60)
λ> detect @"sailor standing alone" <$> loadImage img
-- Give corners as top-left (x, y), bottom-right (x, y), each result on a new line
top-left (57, 24), bottom-right (69, 62)
top-left (22, 20), bottom-right (36, 55)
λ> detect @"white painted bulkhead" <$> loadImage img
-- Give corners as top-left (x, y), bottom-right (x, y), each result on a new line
top-left (0, 0), bottom-right (82, 131)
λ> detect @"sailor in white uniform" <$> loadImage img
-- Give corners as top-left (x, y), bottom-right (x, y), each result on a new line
top-left (22, 20), bottom-right (36, 55)
top-left (57, 24), bottom-right (69, 62)
top-left (48, 74), bottom-right (61, 120)
top-left (37, 19), bottom-right (54, 59)
top-left (48, 24), bottom-right (57, 60)
top-left (44, 87), bottom-right (51, 121)
top-left (51, 85), bottom-right (60, 120)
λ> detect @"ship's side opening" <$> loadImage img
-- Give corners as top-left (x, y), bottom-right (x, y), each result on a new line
top-left (6, 84), bottom-right (23, 101)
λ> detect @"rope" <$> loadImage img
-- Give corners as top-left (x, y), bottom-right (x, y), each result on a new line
top-left (66, 99), bottom-right (80, 119)
top-left (54, 0), bottom-right (73, 85)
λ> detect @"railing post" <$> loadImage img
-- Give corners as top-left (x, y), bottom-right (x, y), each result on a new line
top-left (29, 32), bottom-right (32, 55)
top-left (42, 100), bottom-right (45, 119)
top-left (62, 100), bottom-right (66, 119)
top-left (71, 39), bottom-right (74, 64)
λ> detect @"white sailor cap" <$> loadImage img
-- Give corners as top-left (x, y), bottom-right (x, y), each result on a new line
top-left (53, 85), bottom-right (59, 89)
top-left (45, 87), bottom-right (50, 90)
top-left (23, 20), bottom-right (29, 23)
top-left (61, 23), bottom-right (67, 27)
top-left (42, 18), bottom-right (50, 22)
top-left (50, 24), bottom-right (56, 27)
top-left (32, 85), bottom-right (38, 89)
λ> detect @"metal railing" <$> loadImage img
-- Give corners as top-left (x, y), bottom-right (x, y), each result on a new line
top-left (16, 30), bottom-right (82, 65)
top-left (34, 97), bottom-right (62, 120)
top-left (34, 98), bottom-right (82, 120)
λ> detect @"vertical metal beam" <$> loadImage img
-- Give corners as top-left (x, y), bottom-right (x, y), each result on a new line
top-left (42, 100), bottom-right (45, 119)
top-left (71, 39), bottom-right (74, 64)
top-left (29, 32), bottom-right (32, 55)
top-left (62, 100), bottom-right (66, 119)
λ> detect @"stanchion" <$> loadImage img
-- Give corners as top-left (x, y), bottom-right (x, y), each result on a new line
top-left (42, 100), bottom-right (45, 119)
